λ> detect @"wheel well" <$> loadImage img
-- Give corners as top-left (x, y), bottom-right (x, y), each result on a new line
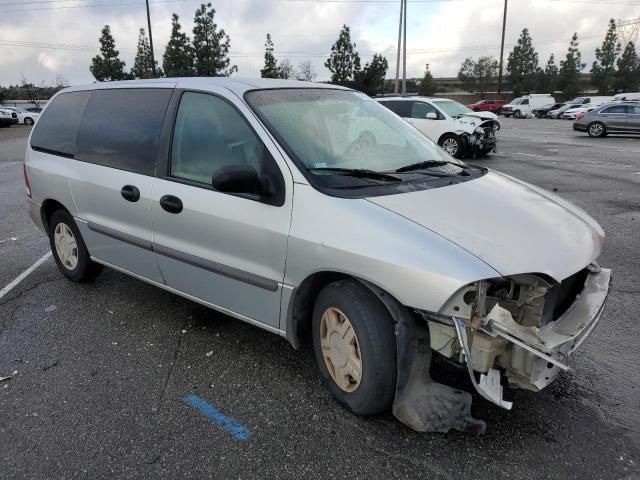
top-left (40, 199), bottom-right (69, 233)
top-left (285, 271), bottom-right (351, 349)
top-left (437, 132), bottom-right (457, 145)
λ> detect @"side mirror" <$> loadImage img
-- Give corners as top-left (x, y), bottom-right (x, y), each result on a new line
top-left (212, 164), bottom-right (263, 195)
top-left (425, 112), bottom-right (438, 120)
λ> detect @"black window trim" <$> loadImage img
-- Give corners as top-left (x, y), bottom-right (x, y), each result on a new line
top-left (160, 88), bottom-right (286, 207)
top-left (600, 105), bottom-right (628, 115)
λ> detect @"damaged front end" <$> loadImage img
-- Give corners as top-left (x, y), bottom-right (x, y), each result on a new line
top-left (457, 118), bottom-right (500, 157)
top-left (385, 263), bottom-right (611, 434)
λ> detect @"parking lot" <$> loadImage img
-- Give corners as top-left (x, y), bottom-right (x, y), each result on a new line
top-left (1, 119), bottom-right (639, 479)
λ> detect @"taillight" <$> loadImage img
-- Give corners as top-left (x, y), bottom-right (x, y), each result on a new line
top-left (23, 163), bottom-right (32, 198)
top-left (575, 113), bottom-right (585, 121)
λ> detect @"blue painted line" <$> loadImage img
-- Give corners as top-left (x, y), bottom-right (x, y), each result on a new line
top-left (183, 394), bottom-right (253, 441)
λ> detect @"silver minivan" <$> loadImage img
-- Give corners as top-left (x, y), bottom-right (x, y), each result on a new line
top-left (25, 78), bottom-right (611, 434)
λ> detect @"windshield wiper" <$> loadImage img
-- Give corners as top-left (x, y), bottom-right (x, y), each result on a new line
top-left (307, 167), bottom-right (401, 182)
top-left (393, 160), bottom-right (462, 173)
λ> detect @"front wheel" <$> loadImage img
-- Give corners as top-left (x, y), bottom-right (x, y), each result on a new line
top-left (49, 210), bottom-right (103, 282)
top-left (513, 109), bottom-right (522, 118)
top-left (587, 122), bottom-right (606, 138)
top-left (439, 133), bottom-right (464, 159)
top-left (312, 280), bottom-right (396, 416)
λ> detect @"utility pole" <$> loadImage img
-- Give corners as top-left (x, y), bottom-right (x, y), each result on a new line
top-left (402, 0), bottom-right (407, 94)
top-left (145, 0), bottom-right (156, 76)
top-left (497, 0), bottom-right (507, 96)
top-left (394, 0), bottom-right (404, 94)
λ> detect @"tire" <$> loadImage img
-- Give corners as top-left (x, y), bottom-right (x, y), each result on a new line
top-left (503, 114), bottom-right (511, 118)
top-left (24, 117), bottom-right (34, 126)
top-left (438, 133), bottom-right (464, 159)
top-left (312, 279), bottom-right (396, 416)
top-left (513, 109), bottom-right (522, 119)
top-left (48, 209), bottom-right (103, 282)
top-left (587, 122), bottom-right (606, 138)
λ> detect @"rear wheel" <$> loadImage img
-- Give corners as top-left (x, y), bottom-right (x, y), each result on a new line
top-left (312, 280), bottom-right (396, 416)
top-left (48, 210), bottom-right (103, 282)
top-left (439, 133), bottom-right (464, 159)
top-left (24, 117), bottom-right (34, 126)
top-left (587, 121), bottom-right (606, 138)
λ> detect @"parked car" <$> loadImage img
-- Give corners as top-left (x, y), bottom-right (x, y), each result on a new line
top-left (573, 101), bottom-right (640, 137)
top-left (25, 79), bottom-right (611, 434)
top-left (466, 99), bottom-right (506, 114)
top-left (377, 96), bottom-right (499, 158)
top-left (546, 103), bottom-right (582, 119)
top-left (532, 103), bottom-right (565, 118)
top-left (2, 107), bottom-right (40, 125)
top-left (0, 108), bottom-right (19, 127)
top-left (614, 92), bottom-right (640, 101)
top-left (562, 103), bottom-right (604, 120)
top-left (501, 94), bottom-right (555, 118)
top-left (24, 107), bottom-right (43, 114)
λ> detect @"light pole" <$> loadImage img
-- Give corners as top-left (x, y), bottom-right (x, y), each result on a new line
top-left (394, 0), bottom-right (404, 94)
top-left (145, 0), bottom-right (156, 76)
top-left (497, 0), bottom-right (507, 96)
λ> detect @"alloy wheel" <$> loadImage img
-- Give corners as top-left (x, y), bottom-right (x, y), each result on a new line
top-left (442, 138), bottom-right (459, 156)
top-left (589, 123), bottom-right (604, 137)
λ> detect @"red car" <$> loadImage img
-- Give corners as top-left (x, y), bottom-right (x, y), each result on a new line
top-left (467, 99), bottom-right (507, 113)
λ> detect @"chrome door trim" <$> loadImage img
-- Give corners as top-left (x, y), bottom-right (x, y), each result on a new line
top-left (87, 220), bottom-right (279, 292)
top-left (153, 243), bottom-right (279, 292)
top-left (87, 221), bottom-right (153, 251)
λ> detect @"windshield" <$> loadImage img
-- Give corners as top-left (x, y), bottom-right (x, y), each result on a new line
top-left (432, 100), bottom-right (474, 117)
top-left (245, 89), bottom-right (454, 175)
top-left (510, 97), bottom-right (524, 105)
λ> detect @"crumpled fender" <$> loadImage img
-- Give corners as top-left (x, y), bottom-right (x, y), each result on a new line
top-left (360, 280), bottom-right (486, 435)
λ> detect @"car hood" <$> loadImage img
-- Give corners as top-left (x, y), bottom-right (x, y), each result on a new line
top-left (366, 170), bottom-right (604, 282)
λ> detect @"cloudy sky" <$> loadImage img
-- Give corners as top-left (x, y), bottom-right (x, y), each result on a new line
top-left (0, 0), bottom-right (639, 87)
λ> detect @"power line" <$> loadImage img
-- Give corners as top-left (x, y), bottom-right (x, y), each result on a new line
top-left (0, 0), bottom-right (189, 13)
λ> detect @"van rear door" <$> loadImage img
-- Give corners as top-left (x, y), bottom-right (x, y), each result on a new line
top-left (69, 86), bottom-right (174, 283)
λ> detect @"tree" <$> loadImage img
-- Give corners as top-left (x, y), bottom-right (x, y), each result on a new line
top-left (278, 59), bottom-right (297, 79)
top-left (192, 3), bottom-right (237, 77)
top-left (325, 25), bottom-right (361, 86)
top-left (507, 28), bottom-right (539, 96)
top-left (537, 54), bottom-right (559, 92)
top-left (458, 57), bottom-right (477, 92)
top-left (614, 41), bottom-right (640, 92)
top-left (591, 19), bottom-right (622, 94)
top-left (558, 33), bottom-right (586, 99)
top-left (131, 28), bottom-right (162, 79)
top-left (163, 14), bottom-right (195, 77)
top-left (457, 56), bottom-right (498, 96)
top-left (353, 53), bottom-right (388, 96)
top-left (261, 33), bottom-right (279, 78)
top-left (418, 63), bottom-right (437, 96)
top-left (297, 61), bottom-right (317, 82)
top-left (90, 25), bottom-right (130, 81)
top-left (54, 75), bottom-right (70, 88)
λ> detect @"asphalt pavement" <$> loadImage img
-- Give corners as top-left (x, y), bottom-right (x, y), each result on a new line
top-left (0, 120), bottom-right (639, 479)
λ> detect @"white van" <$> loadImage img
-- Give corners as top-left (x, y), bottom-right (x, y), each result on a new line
top-left (501, 94), bottom-right (555, 118)
top-left (614, 92), bottom-right (640, 101)
top-left (569, 96), bottom-right (614, 105)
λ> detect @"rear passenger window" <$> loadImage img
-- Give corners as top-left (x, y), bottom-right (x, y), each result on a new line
top-left (170, 92), bottom-right (273, 186)
top-left (30, 91), bottom-right (90, 157)
top-left (75, 88), bottom-right (172, 175)
top-left (602, 105), bottom-right (627, 114)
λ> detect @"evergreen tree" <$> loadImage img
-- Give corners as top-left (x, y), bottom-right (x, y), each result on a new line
top-left (278, 59), bottom-right (296, 79)
top-left (192, 3), bottom-right (237, 77)
top-left (261, 33), bottom-right (279, 78)
top-left (163, 14), bottom-right (195, 77)
top-left (614, 41), bottom-right (640, 92)
top-left (418, 63), bottom-right (437, 96)
top-left (131, 28), bottom-right (162, 79)
top-left (90, 25), bottom-right (129, 81)
top-left (591, 19), bottom-right (622, 94)
top-left (325, 25), bottom-right (361, 86)
top-left (558, 33), bottom-right (586, 99)
top-left (507, 28), bottom-right (539, 96)
top-left (353, 53), bottom-right (388, 96)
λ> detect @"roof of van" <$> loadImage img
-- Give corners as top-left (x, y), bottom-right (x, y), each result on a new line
top-left (60, 77), bottom-right (350, 96)
top-left (375, 96), bottom-right (447, 101)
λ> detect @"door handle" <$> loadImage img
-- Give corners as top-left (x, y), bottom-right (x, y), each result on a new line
top-left (160, 195), bottom-right (183, 214)
top-left (121, 185), bottom-right (140, 202)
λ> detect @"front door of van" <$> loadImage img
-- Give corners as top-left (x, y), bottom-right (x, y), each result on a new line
top-left (150, 90), bottom-right (293, 330)
top-left (405, 101), bottom-right (444, 142)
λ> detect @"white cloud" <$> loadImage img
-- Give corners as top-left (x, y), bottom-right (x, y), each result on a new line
top-left (0, 0), bottom-right (638, 86)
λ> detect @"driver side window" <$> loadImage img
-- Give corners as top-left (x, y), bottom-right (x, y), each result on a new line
top-left (171, 92), bottom-right (268, 185)
top-left (410, 101), bottom-right (438, 119)
top-left (521, 99), bottom-right (529, 105)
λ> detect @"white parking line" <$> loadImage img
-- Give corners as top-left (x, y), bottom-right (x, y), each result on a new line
top-left (0, 251), bottom-right (52, 301)
top-left (0, 162), bottom-right (20, 169)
